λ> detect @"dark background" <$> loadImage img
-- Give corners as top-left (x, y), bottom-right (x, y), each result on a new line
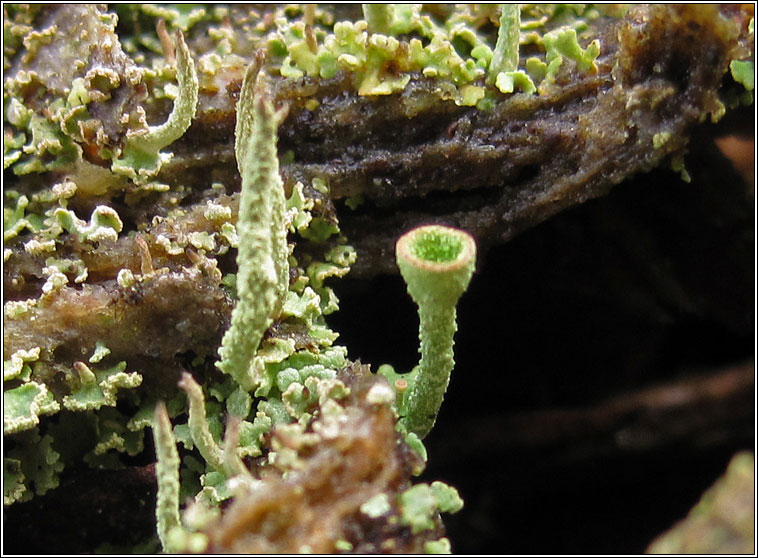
top-left (328, 130), bottom-right (755, 554)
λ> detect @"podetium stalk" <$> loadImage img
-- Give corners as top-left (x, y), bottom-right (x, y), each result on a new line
top-left (395, 224), bottom-right (476, 439)
top-left (216, 56), bottom-right (290, 391)
top-left (152, 402), bottom-right (184, 553)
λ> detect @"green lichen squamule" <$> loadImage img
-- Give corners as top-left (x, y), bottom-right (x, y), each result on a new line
top-left (216, 60), bottom-right (290, 391)
top-left (395, 225), bottom-right (476, 439)
top-left (129, 31), bottom-right (198, 153)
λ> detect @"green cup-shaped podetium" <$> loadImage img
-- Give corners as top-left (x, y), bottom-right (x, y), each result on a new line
top-left (396, 224), bottom-right (477, 439)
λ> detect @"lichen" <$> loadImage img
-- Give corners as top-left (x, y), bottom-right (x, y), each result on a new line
top-left (61, 361), bottom-right (142, 412)
top-left (142, 37), bottom-right (465, 553)
top-left (394, 225), bottom-right (477, 439)
top-left (152, 402), bottom-right (184, 553)
top-left (734, 56), bottom-right (754, 82)
top-left (3, 3), bottom-right (751, 554)
top-left (269, 3), bottom-right (609, 107)
top-left (4, 429), bottom-right (64, 504)
top-left (647, 452), bottom-right (755, 554)
top-left (138, 36), bottom-right (458, 552)
top-left (3, 382), bottom-right (60, 435)
top-left (4, 347), bottom-right (41, 382)
top-left (399, 481), bottom-right (464, 535)
top-left (112, 30), bottom-right (199, 183)
top-left (215, 60), bottom-right (290, 391)
top-left (54, 205), bottom-right (123, 243)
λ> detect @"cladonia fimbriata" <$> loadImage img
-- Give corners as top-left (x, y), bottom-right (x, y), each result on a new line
top-left (394, 225), bottom-right (477, 439)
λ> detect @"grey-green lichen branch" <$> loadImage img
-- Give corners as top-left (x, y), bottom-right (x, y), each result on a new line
top-left (178, 372), bottom-right (253, 479)
top-left (362, 4), bottom-right (394, 35)
top-left (177, 372), bottom-right (225, 473)
top-left (112, 29), bottom-right (198, 183)
top-left (152, 402), bottom-right (184, 554)
top-left (488, 4), bottom-right (521, 82)
top-left (394, 225), bottom-right (477, 439)
top-left (216, 59), bottom-right (290, 391)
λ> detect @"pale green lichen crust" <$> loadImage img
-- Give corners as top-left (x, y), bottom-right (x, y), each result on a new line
top-left (395, 225), bottom-right (477, 439)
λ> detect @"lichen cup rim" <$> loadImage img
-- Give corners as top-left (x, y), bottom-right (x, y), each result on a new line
top-left (395, 224), bottom-right (476, 274)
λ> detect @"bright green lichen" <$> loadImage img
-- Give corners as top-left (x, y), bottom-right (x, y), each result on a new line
top-left (488, 4), bottom-right (521, 83)
top-left (543, 27), bottom-right (600, 76)
top-left (395, 225), bottom-right (477, 439)
top-left (363, 4), bottom-right (394, 35)
top-left (270, 4), bottom-right (607, 106)
top-left (728, 38), bottom-right (754, 106)
top-left (399, 481), bottom-right (464, 535)
top-left (430, 480), bottom-right (465, 514)
top-left (730, 60), bottom-right (754, 92)
top-left (496, 70), bottom-right (537, 94)
top-left (273, 12), bottom-right (486, 100)
top-left (424, 537), bottom-right (453, 554)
